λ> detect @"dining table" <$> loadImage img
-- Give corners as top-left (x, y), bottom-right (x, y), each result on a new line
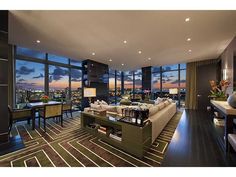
top-left (27, 101), bottom-right (61, 130)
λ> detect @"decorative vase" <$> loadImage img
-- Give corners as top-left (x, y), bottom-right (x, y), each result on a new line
top-left (227, 92), bottom-right (236, 108)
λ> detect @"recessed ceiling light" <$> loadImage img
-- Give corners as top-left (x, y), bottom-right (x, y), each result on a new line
top-left (36, 40), bottom-right (40, 43)
top-left (121, 63), bottom-right (124, 66)
top-left (92, 52), bottom-right (95, 56)
top-left (188, 49), bottom-right (192, 52)
top-left (123, 40), bottom-right (127, 44)
top-left (187, 38), bottom-right (191, 41)
top-left (138, 50), bottom-right (142, 54)
top-left (185, 17), bottom-right (190, 22)
top-left (148, 58), bottom-right (151, 60)
top-left (109, 59), bottom-right (112, 62)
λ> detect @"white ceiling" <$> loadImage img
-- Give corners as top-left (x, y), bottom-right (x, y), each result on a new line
top-left (9, 10), bottom-right (236, 71)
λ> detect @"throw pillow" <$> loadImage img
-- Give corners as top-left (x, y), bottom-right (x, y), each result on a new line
top-left (91, 103), bottom-right (101, 109)
top-left (101, 100), bottom-right (108, 105)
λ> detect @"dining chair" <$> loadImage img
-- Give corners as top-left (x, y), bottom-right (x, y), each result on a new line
top-left (39, 103), bottom-right (63, 132)
top-left (8, 105), bottom-right (32, 134)
top-left (62, 101), bottom-right (73, 118)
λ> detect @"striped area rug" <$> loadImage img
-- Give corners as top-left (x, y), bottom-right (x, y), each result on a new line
top-left (0, 111), bottom-right (182, 167)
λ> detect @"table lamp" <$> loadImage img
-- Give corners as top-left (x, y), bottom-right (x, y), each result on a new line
top-left (169, 88), bottom-right (178, 99)
top-left (84, 88), bottom-right (96, 105)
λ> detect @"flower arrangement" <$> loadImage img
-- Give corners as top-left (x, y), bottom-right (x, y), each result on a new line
top-left (41, 95), bottom-right (49, 103)
top-left (209, 80), bottom-right (230, 100)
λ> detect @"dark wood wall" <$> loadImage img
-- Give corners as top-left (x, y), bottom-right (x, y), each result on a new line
top-left (82, 59), bottom-right (109, 109)
top-left (142, 66), bottom-right (152, 100)
top-left (0, 11), bottom-right (9, 143)
top-left (142, 66), bottom-right (151, 91)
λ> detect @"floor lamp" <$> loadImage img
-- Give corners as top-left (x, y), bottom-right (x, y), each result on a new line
top-left (84, 88), bottom-right (96, 106)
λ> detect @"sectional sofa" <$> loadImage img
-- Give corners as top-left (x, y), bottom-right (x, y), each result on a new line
top-left (84, 99), bottom-right (177, 143)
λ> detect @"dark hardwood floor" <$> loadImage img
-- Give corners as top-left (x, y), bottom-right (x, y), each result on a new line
top-left (0, 135), bottom-right (25, 156)
top-left (161, 109), bottom-right (236, 166)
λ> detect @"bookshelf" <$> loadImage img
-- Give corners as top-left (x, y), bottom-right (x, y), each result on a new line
top-left (81, 112), bottom-right (152, 158)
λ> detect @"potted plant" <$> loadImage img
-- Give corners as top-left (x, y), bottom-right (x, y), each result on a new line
top-left (41, 95), bottom-right (50, 103)
top-left (209, 80), bottom-right (230, 101)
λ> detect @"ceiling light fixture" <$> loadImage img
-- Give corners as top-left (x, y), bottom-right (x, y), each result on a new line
top-left (121, 63), bottom-right (124, 66)
top-left (187, 38), bottom-right (191, 41)
top-left (92, 52), bottom-right (95, 56)
top-left (36, 40), bottom-right (40, 43)
top-left (109, 59), bottom-right (112, 62)
top-left (185, 17), bottom-right (190, 22)
top-left (138, 50), bottom-right (142, 54)
top-left (123, 40), bottom-right (127, 44)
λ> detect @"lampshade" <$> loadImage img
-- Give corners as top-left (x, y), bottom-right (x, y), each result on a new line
top-left (84, 88), bottom-right (96, 97)
top-left (169, 88), bottom-right (178, 94)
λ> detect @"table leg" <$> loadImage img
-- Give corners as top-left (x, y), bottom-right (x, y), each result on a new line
top-left (225, 116), bottom-right (234, 152)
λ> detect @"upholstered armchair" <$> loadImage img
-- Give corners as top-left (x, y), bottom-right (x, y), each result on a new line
top-left (39, 104), bottom-right (63, 132)
top-left (8, 105), bottom-right (32, 133)
top-left (62, 101), bottom-right (73, 118)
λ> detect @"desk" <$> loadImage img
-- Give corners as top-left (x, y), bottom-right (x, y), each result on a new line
top-left (27, 101), bottom-right (61, 130)
top-left (210, 100), bottom-right (236, 152)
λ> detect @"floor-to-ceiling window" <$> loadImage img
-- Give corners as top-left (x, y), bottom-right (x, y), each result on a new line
top-left (116, 71), bottom-right (122, 103)
top-left (109, 69), bottom-right (116, 104)
top-left (71, 68), bottom-right (82, 110)
top-left (108, 69), bottom-right (122, 104)
top-left (124, 71), bottom-right (133, 98)
top-left (15, 60), bottom-right (45, 105)
top-left (162, 64), bottom-right (179, 98)
top-left (179, 63), bottom-right (186, 106)
top-left (151, 67), bottom-right (161, 98)
top-left (134, 69), bottom-right (142, 99)
top-left (15, 46), bottom-right (82, 110)
top-left (151, 63), bottom-right (186, 106)
top-left (49, 65), bottom-right (69, 101)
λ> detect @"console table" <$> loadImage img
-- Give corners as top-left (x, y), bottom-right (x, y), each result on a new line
top-left (81, 112), bottom-right (152, 158)
top-left (210, 100), bottom-right (236, 152)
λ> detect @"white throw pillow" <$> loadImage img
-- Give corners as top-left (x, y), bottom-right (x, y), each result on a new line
top-left (101, 100), bottom-right (108, 105)
top-left (101, 105), bottom-right (116, 112)
top-left (168, 98), bottom-right (173, 103)
top-left (91, 103), bottom-right (101, 109)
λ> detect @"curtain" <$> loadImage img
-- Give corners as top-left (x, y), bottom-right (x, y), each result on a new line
top-left (185, 59), bottom-right (220, 109)
top-left (185, 62), bottom-right (197, 109)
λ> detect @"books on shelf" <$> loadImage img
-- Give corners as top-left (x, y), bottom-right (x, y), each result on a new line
top-left (109, 133), bottom-right (122, 142)
top-left (213, 118), bottom-right (225, 126)
top-left (87, 123), bottom-right (99, 129)
top-left (98, 129), bottom-right (106, 134)
top-left (98, 126), bottom-right (107, 134)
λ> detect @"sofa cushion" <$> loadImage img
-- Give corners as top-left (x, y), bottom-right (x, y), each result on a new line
top-left (101, 100), bottom-right (108, 105)
top-left (101, 105), bottom-right (117, 112)
top-left (116, 106), bottom-right (127, 115)
top-left (164, 100), bottom-right (170, 106)
top-left (157, 102), bottom-right (165, 110)
top-left (149, 105), bottom-right (159, 117)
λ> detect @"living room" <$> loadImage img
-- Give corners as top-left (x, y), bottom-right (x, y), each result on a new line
top-left (0, 0), bottom-right (236, 177)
